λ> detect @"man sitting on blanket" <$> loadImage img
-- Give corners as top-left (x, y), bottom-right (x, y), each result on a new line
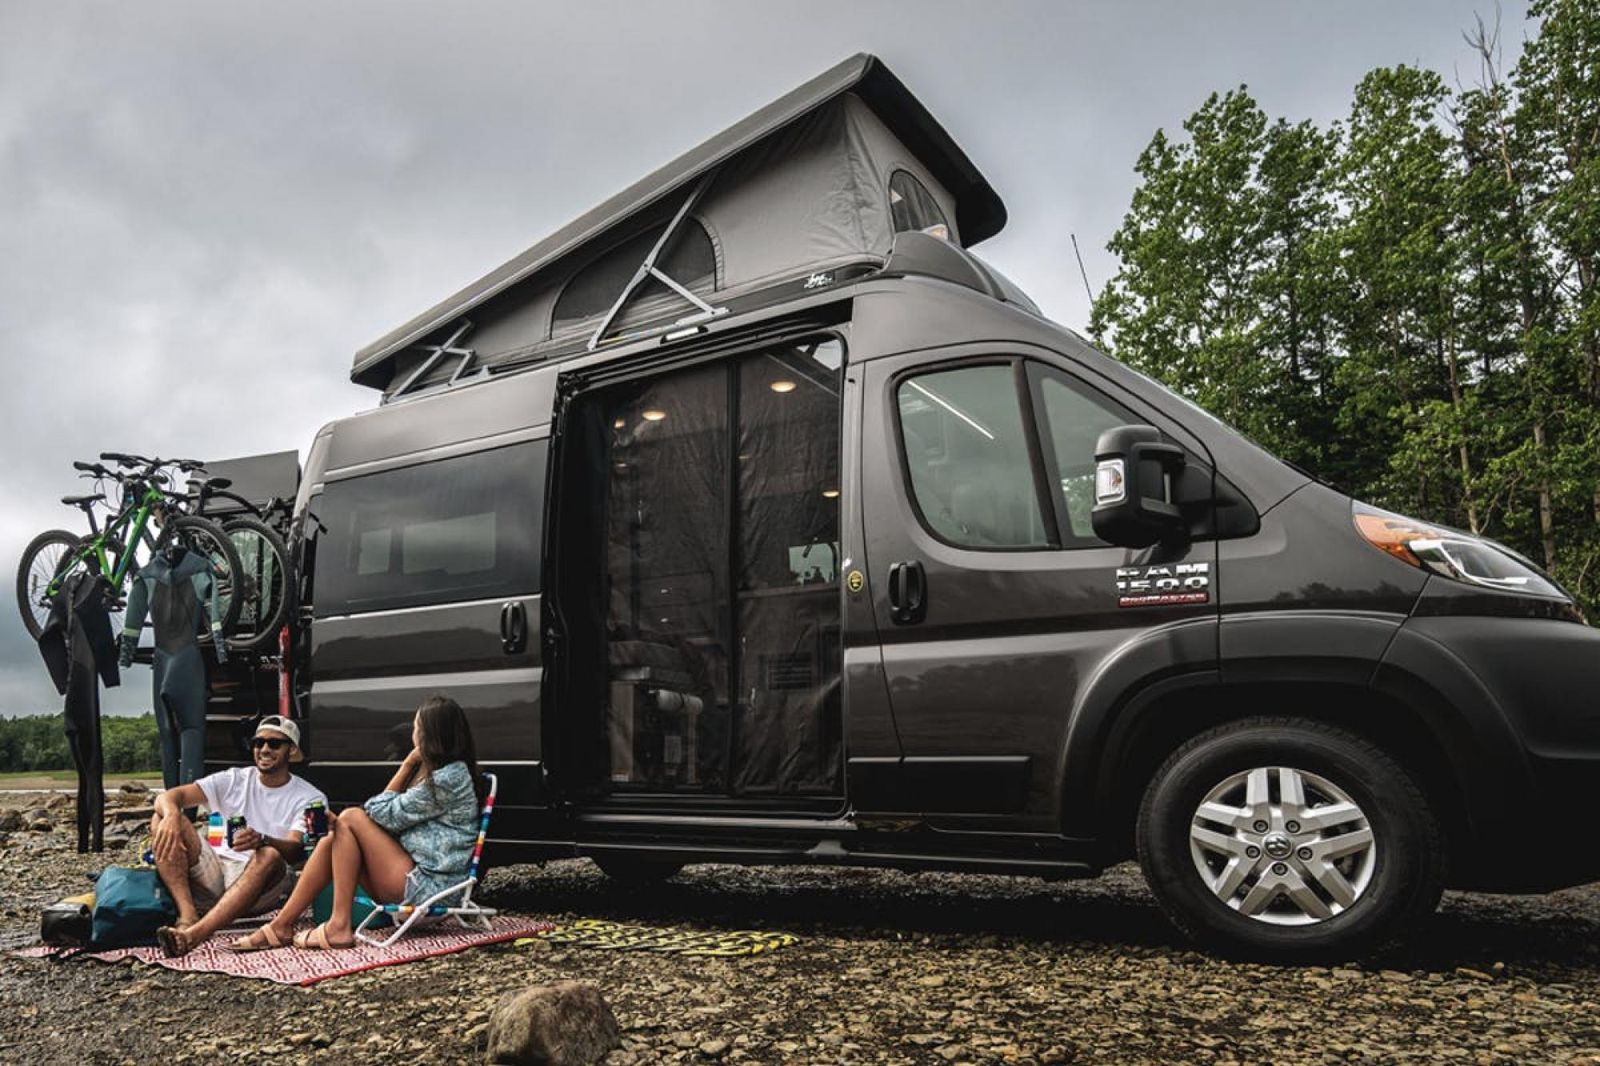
top-left (148, 715), bottom-right (326, 956)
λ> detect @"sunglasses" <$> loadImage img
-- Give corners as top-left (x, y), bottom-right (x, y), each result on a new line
top-left (251, 737), bottom-right (289, 752)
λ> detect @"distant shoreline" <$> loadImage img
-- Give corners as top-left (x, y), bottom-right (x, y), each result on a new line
top-left (0, 770), bottom-right (154, 791)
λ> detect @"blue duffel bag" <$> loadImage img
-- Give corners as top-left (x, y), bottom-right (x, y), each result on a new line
top-left (90, 867), bottom-right (175, 949)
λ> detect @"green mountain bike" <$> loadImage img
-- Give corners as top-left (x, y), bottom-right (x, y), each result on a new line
top-left (16, 453), bottom-right (243, 642)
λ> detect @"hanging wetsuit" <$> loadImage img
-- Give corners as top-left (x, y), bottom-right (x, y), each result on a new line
top-left (120, 546), bottom-right (227, 790)
top-left (37, 572), bottom-right (121, 853)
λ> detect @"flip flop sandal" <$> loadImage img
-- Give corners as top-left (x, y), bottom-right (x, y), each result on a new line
top-left (224, 924), bottom-right (288, 953)
top-left (293, 923), bottom-right (355, 951)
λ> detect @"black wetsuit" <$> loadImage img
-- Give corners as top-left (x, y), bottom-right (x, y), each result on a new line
top-left (121, 547), bottom-right (225, 790)
top-left (37, 572), bottom-right (121, 852)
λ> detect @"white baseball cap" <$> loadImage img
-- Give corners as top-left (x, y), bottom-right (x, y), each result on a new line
top-left (253, 715), bottom-right (304, 762)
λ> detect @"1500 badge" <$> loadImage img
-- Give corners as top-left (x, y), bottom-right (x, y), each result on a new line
top-left (1116, 561), bottom-right (1210, 608)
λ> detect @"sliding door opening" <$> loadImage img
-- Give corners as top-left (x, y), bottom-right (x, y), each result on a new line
top-left (553, 337), bottom-right (844, 801)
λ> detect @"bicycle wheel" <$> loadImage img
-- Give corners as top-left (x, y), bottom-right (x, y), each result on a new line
top-left (220, 515), bottom-right (290, 651)
top-left (15, 529), bottom-right (88, 640)
top-left (159, 516), bottom-right (245, 634)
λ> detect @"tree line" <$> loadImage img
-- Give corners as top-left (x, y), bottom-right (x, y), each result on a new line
top-left (0, 714), bottom-right (159, 774)
top-left (1092, 0), bottom-right (1599, 615)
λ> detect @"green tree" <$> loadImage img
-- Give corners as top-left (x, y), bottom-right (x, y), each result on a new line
top-left (1093, 88), bottom-right (1343, 470)
top-left (1094, 4), bottom-right (1600, 619)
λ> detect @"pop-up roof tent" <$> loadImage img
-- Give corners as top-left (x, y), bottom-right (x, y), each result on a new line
top-left (352, 53), bottom-right (1007, 400)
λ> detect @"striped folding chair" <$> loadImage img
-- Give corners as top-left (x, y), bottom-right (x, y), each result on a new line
top-left (354, 772), bottom-right (499, 948)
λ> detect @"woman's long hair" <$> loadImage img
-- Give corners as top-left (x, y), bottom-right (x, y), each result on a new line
top-left (415, 695), bottom-right (489, 807)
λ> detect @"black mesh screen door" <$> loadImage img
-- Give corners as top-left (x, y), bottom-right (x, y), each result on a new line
top-left (569, 337), bottom-right (844, 798)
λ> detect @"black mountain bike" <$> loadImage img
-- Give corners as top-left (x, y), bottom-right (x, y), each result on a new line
top-left (186, 474), bottom-right (293, 651)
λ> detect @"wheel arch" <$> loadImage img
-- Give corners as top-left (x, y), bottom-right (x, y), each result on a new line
top-left (1064, 632), bottom-right (1527, 887)
top-left (1088, 679), bottom-right (1482, 870)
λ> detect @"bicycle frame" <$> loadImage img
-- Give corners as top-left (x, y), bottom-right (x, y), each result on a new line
top-left (52, 481), bottom-right (164, 597)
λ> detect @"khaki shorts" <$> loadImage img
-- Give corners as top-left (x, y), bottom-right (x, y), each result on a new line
top-left (190, 845), bottom-right (293, 916)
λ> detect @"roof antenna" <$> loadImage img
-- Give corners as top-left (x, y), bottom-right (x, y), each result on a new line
top-left (1071, 233), bottom-right (1097, 307)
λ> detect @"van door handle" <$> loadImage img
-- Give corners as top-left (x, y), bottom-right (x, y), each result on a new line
top-left (887, 561), bottom-right (927, 625)
top-left (500, 601), bottom-right (527, 655)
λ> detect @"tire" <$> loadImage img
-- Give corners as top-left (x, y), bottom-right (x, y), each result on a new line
top-left (220, 515), bottom-right (290, 651)
top-left (593, 855), bottom-right (685, 884)
top-left (16, 529), bottom-right (88, 639)
top-left (1136, 717), bottom-right (1443, 962)
top-left (159, 516), bottom-right (244, 634)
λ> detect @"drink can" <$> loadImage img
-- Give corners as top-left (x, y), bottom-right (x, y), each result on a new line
top-left (303, 801), bottom-right (328, 840)
top-left (226, 815), bottom-right (247, 848)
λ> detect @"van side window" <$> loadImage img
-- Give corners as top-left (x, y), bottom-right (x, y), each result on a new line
top-left (314, 441), bottom-right (546, 616)
top-left (896, 365), bottom-right (1050, 549)
top-left (1033, 369), bottom-right (1139, 547)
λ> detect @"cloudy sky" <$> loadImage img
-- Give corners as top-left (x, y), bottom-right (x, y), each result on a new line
top-left (0, 0), bottom-right (1529, 714)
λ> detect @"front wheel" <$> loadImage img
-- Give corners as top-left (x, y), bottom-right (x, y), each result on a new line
top-left (16, 529), bottom-right (88, 639)
top-left (160, 516), bottom-right (245, 635)
top-left (1136, 717), bottom-right (1443, 962)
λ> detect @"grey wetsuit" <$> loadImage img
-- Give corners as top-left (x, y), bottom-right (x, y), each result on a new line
top-left (121, 547), bottom-right (225, 789)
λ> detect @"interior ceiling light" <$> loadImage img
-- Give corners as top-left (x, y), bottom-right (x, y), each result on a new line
top-left (822, 489), bottom-right (840, 499)
top-left (613, 418), bottom-right (626, 429)
top-left (769, 380), bottom-right (797, 394)
top-left (642, 409), bottom-right (667, 421)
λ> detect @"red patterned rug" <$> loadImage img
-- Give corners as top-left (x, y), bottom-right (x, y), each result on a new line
top-left (13, 915), bottom-right (553, 986)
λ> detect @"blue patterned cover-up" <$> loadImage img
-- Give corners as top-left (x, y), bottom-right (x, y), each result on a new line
top-left (364, 759), bottom-right (479, 906)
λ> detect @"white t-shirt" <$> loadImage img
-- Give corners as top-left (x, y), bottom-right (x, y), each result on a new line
top-left (196, 766), bottom-right (327, 864)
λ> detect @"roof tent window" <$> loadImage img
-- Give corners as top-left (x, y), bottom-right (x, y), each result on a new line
top-left (889, 170), bottom-right (950, 240)
top-left (553, 220), bottom-right (717, 335)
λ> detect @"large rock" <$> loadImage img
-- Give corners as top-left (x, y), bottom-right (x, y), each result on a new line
top-left (0, 810), bottom-right (26, 832)
top-left (484, 981), bottom-right (620, 1066)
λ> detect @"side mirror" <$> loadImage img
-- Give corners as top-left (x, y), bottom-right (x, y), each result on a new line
top-left (1091, 425), bottom-right (1188, 548)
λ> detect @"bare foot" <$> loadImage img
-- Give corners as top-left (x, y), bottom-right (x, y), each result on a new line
top-left (157, 926), bottom-right (193, 958)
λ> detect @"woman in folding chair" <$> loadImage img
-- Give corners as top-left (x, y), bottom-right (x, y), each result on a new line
top-left (228, 694), bottom-right (489, 951)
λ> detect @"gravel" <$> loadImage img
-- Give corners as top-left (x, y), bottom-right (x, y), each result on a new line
top-left (0, 795), bottom-right (1596, 1065)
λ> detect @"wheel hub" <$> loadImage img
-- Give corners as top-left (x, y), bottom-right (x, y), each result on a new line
top-left (1187, 765), bottom-right (1378, 927)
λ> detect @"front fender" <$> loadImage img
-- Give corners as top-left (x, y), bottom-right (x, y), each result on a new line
top-left (1061, 610), bottom-right (1405, 839)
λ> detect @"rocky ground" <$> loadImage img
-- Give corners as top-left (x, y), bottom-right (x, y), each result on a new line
top-left (0, 788), bottom-right (1596, 1065)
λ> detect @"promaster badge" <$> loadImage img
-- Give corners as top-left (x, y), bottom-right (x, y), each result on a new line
top-left (1116, 561), bottom-right (1210, 608)
top-left (847, 569), bottom-right (865, 593)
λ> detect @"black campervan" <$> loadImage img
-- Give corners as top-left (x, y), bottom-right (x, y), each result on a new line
top-left (201, 55), bottom-right (1600, 959)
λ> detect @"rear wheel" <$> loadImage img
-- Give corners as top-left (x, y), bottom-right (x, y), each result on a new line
top-left (220, 515), bottom-right (290, 651)
top-left (1136, 717), bottom-right (1443, 961)
top-left (16, 530), bottom-right (88, 639)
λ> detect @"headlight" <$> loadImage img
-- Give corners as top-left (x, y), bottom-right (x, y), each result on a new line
top-left (1353, 504), bottom-right (1568, 599)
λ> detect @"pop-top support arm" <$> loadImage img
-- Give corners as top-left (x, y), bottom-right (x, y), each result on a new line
top-left (587, 173), bottom-right (726, 352)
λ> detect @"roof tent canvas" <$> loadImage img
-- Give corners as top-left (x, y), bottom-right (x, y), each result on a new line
top-left (354, 54), bottom-right (1006, 397)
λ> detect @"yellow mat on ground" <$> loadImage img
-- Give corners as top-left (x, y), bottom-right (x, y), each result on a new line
top-left (516, 918), bottom-right (799, 956)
